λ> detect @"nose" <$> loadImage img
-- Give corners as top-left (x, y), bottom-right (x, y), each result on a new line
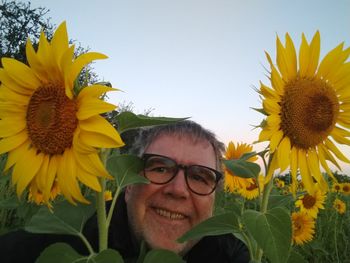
top-left (162, 168), bottom-right (190, 199)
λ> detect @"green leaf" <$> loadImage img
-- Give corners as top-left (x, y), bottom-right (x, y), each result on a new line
top-left (35, 243), bottom-right (87, 263)
top-left (240, 151), bottom-right (258, 161)
top-left (223, 159), bottom-right (260, 178)
top-left (25, 199), bottom-right (96, 236)
top-left (143, 249), bottom-right (185, 263)
top-left (286, 249), bottom-right (308, 263)
top-left (115, 111), bottom-right (187, 133)
top-left (107, 154), bottom-right (149, 189)
top-left (88, 249), bottom-right (124, 263)
top-left (242, 207), bottom-right (292, 263)
top-left (178, 212), bottom-right (239, 243)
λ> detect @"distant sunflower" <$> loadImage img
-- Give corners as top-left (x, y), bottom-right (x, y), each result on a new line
top-left (333, 198), bottom-right (346, 214)
top-left (331, 182), bottom-right (342, 193)
top-left (0, 22), bottom-right (124, 204)
top-left (238, 175), bottom-right (264, 200)
top-left (342, 182), bottom-right (350, 195)
top-left (258, 31), bottom-right (350, 195)
top-left (224, 142), bottom-right (257, 192)
top-left (291, 211), bottom-right (315, 245)
top-left (295, 189), bottom-right (326, 218)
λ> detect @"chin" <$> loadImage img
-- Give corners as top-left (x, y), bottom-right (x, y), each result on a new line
top-left (146, 236), bottom-right (196, 256)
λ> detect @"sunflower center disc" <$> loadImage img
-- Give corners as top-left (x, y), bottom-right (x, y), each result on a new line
top-left (26, 84), bottom-right (78, 155)
top-left (280, 77), bottom-right (339, 149)
top-left (302, 194), bottom-right (316, 209)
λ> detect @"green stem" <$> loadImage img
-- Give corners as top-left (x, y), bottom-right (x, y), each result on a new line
top-left (334, 212), bottom-right (340, 263)
top-left (256, 154), bottom-right (275, 262)
top-left (78, 232), bottom-right (95, 255)
top-left (95, 148), bottom-right (111, 252)
top-left (241, 230), bottom-right (255, 260)
top-left (106, 186), bottom-right (121, 229)
top-left (96, 178), bottom-right (107, 252)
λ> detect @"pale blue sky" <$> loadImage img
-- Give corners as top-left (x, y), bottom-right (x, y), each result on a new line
top-left (31, 0), bottom-right (350, 173)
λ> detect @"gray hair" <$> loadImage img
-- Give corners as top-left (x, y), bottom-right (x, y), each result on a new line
top-left (128, 120), bottom-right (225, 171)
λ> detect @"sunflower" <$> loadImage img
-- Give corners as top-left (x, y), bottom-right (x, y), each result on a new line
top-left (331, 182), bottom-right (343, 193)
top-left (291, 211), bottom-right (315, 245)
top-left (333, 198), bottom-right (346, 214)
top-left (238, 174), bottom-right (264, 200)
top-left (0, 22), bottom-right (124, 204)
top-left (295, 189), bottom-right (326, 218)
top-left (224, 141), bottom-right (258, 192)
top-left (258, 31), bottom-right (350, 195)
top-left (342, 182), bottom-right (350, 195)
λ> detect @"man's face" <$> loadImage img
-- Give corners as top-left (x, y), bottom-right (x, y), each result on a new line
top-left (125, 134), bottom-right (217, 255)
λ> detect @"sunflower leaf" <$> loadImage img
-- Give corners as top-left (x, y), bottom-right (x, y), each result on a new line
top-left (25, 198), bottom-right (96, 236)
top-left (223, 159), bottom-right (260, 178)
top-left (107, 154), bottom-right (149, 189)
top-left (88, 249), bottom-right (124, 263)
top-left (177, 212), bottom-right (239, 243)
top-left (242, 207), bottom-right (292, 263)
top-left (114, 111), bottom-right (188, 133)
top-left (35, 243), bottom-right (87, 263)
top-left (143, 249), bottom-right (185, 263)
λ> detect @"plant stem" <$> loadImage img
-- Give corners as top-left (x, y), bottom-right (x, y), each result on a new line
top-left (334, 212), bottom-right (340, 263)
top-left (96, 148), bottom-right (110, 252)
top-left (96, 177), bottom-right (107, 252)
top-left (106, 186), bottom-right (121, 229)
top-left (78, 232), bottom-right (95, 255)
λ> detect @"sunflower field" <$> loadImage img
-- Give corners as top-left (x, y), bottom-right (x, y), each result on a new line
top-left (1, 22), bottom-right (350, 263)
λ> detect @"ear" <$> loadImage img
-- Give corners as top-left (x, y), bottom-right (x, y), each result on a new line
top-left (124, 185), bottom-right (132, 202)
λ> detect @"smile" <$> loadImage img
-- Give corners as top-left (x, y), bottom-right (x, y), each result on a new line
top-left (155, 208), bottom-right (186, 220)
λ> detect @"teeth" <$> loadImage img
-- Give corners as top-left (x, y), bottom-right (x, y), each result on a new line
top-left (155, 208), bottom-right (185, 220)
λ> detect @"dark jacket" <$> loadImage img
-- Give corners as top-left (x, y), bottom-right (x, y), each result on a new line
top-left (0, 194), bottom-right (250, 263)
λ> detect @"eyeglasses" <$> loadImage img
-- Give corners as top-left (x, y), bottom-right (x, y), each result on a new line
top-left (142, 153), bottom-right (222, 196)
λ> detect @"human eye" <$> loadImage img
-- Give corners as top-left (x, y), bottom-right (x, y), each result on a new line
top-left (187, 166), bottom-right (216, 185)
top-left (145, 157), bottom-right (174, 175)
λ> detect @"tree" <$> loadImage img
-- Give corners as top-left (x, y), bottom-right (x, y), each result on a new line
top-left (0, 0), bottom-right (53, 66)
top-left (0, 0), bottom-right (98, 84)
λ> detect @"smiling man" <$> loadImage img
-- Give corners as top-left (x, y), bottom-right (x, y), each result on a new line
top-left (124, 120), bottom-right (250, 262)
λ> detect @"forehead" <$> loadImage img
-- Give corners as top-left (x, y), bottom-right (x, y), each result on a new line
top-left (144, 133), bottom-right (216, 168)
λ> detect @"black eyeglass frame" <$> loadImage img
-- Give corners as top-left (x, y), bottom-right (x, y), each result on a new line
top-left (142, 153), bottom-right (223, 196)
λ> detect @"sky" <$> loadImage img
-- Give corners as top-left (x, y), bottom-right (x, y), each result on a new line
top-left (30, 0), bottom-right (350, 173)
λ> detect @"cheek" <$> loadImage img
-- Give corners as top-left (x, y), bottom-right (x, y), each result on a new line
top-left (193, 196), bottom-right (215, 221)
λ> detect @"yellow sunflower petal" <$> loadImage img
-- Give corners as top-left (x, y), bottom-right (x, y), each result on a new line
top-left (13, 150), bottom-right (44, 197)
top-left (0, 130), bottom-right (28, 155)
top-left (259, 128), bottom-right (274, 141)
top-left (78, 85), bottom-right (117, 100)
top-left (299, 32), bottom-right (320, 77)
top-left (325, 138), bottom-right (350, 163)
top-left (269, 130), bottom-right (284, 153)
top-left (57, 149), bottom-right (89, 204)
top-left (276, 34), bottom-right (297, 81)
top-left (298, 149), bottom-right (314, 194)
top-left (0, 117), bottom-right (26, 137)
top-left (77, 98), bottom-right (116, 120)
top-left (317, 43), bottom-right (348, 79)
top-left (79, 115), bottom-right (124, 147)
top-left (0, 69), bottom-right (33, 95)
top-left (79, 130), bottom-right (123, 148)
top-left (35, 154), bottom-right (50, 191)
top-left (26, 39), bottom-right (49, 82)
top-left (74, 151), bottom-right (110, 179)
top-left (4, 141), bottom-right (30, 172)
top-left (43, 155), bottom-right (59, 202)
top-left (317, 145), bottom-right (337, 181)
top-left (0, 86), bottom-right (31, 106)
top-left (2, 58), bottom-right (40, 89)
top-left (68, 52), bottom-right (108, 86)
top-left (0, 103), bottom-right (26, 118)
top-left (51, 22), bottom-right (69, 67)
top-left (290, 147), bottom-right (298, 197)
top-left (265, 153), bottom-right (278, 183)
top-left (277, 136), bottom-right (291, 172)
top-left (263, 98), bottom-right (281, 115)
top-left (260, 82), bottom-right (279, 100)
top-left (76, 166), bottom-right (102, 192)
top-left (307, 149), bottom-right (328, 192)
